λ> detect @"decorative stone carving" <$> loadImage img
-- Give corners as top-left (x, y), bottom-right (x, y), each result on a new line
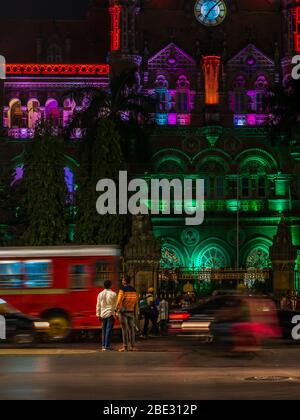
top-left (269, 216), bottom-right (296, 293)
top-left (124, 215), bottom-right (161, 269)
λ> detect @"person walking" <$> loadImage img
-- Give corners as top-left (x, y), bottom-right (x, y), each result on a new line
top-left (142, 287), bottom-right (159, 337)
top-left (96, 280), bottom-right (117, 351)
top-left (116, 275), bottom-right (138, 352)
top-left (158, 297), bottom-right (169, 336)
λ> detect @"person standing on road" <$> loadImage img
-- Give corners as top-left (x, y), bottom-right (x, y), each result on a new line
top-left (116, 275), bottom-right (138, 352)
top-left (96, 280), bottom-right (117, 352)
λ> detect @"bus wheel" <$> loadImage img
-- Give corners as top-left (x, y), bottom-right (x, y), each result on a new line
top-left (45, 312), bottom-right (71, 342)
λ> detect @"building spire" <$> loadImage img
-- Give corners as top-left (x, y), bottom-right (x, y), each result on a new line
top-left (270, 215), bottom-right (296, 262)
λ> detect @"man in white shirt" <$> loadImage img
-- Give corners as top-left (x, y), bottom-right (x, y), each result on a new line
top-left (96, 280), bottom-right (117, 351)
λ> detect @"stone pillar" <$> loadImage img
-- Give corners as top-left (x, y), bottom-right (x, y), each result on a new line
top-left (269, 216), bottom-right (296, 297)
top-left (124, 215), bottom-right (161, 297)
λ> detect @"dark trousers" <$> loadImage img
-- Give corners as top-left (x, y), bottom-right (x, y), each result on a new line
top-left (143, 311), bottom-right (159, 336)
top-left (101, 316), bottom-right (115, 349)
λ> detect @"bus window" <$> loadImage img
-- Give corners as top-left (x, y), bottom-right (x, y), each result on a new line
top-left (24, 260), bottom-right (52, 288)
top-left (0, 261), bottom-right (23, 288)
top-left (71, 264), bottom-right (89, 290)
top-left (94, 261), bottom-right (114, 288)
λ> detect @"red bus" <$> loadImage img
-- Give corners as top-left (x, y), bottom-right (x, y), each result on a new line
top-left (0, 246), bottom-right (121, 341)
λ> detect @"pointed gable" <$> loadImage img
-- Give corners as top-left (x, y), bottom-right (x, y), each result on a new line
top-left (148, 43), bottom-right (196, 73)
top-left (227, 44), bottom-right (274, 74)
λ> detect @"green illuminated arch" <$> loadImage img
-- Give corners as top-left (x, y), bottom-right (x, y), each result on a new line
top-left (236, 149), bottom-right (278, 173)
top-left (193, 148), bottom-right (232, 168)
top-left (153, 149), bottom-right (190, 168)
top-left (246, 247), bottom-right (271, 269)
top-left (155, 157), bottom-right (186, 174)
top-left (241, 237), bottom-right (273, 269)
top-left (191, 239), bottom-right (233, 269)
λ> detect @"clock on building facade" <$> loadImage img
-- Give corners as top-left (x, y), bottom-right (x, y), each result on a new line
top-left (194, 0), bottom-right (227, 26)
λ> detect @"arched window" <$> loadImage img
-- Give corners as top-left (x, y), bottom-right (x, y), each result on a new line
top-left (215, 176), bottom-right (224, 198)
top-left (231, 75), bottom-right (247, 114)
top-left (63, 98), bottom-right (76, 127)
top-left (255, 75), bottom-right (269, 90)
top-left (258, 176), bottom-right (266, 197)
top-left (198, 160), bottom-right (227, 199)
top-left (47, 44), bottom-right (62, 63)
top-left (8, 99), bottom-right (23, 128)
top-left (246, 247), bottom-right (270, 270)
top-left (176, 75), bottom-right (190, 113)
top-left (195, 245), bottom-right (230, 269)
top-left (204, 177), bottom-right (210, 197)
top-left (241, 177), bottom-right (250, 197)
top-left (175, 75), bottom-right (191, 125)
top-left (155, 75), bottom-right (169, 113)
top-left (240, 158), bottom-right (269, 198)
top-left (27, 99), bottom-right (41, 129)
top-left (45, 99), bottom-right (59, 127)
top-left (157, 159), bottom-right (184, 174)
top-left (252, 75), bottom-right (269, 113)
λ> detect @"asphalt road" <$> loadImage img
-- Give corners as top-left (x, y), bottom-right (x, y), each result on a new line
top-left (1, 337), bottom-right (300, 400)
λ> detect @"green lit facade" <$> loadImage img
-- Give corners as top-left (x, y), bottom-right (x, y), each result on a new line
top-left (145, 126), bottom-right (300, 279)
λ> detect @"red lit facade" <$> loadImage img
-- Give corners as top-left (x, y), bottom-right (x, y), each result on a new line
top-left (109, 5), bottom-right (122, 51)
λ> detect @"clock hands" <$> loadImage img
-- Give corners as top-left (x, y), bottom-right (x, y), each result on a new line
top-left (204, 0), bottom-right (223, 23)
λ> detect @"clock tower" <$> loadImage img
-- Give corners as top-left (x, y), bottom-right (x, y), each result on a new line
top-left (108, 0), bottom-right (142, 73)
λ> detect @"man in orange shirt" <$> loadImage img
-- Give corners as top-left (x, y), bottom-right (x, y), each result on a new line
top-left (116, 275), bottom-right (138, 352)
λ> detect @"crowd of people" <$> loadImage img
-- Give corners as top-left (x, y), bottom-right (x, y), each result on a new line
top-left (96, 276), bottom-right (169, 352)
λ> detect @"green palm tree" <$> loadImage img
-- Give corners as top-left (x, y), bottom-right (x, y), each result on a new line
top-left (65, 69), bottom-right (155, 164)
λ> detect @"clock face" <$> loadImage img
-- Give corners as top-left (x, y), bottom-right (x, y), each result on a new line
top-left (194, 0), bottom-right (227, 27)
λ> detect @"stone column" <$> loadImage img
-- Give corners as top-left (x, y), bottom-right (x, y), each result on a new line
top-left (269, 216), bottom-right (296, 299)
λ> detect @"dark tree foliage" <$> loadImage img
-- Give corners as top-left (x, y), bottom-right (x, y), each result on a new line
top-left (267, 78), bottom-right (300, 144)
top-left (21, 121), bottom-right (69, 246)
top-left (65, 68), bottom-right (155, 165)
top-left (0, 166), bottom-right (23, 245)
top-left (75, 118), bottom-right (130, 245)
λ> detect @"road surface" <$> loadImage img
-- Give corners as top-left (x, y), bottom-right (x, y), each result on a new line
top-left (1, 337), bottom-right (300, 400)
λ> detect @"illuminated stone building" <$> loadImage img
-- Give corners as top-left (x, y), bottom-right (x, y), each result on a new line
top-left (1, 0), bottom-right (300, 293)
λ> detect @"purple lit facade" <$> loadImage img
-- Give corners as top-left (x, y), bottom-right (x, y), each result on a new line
top-left (1, 42), bottom-right (282, 135)
top-left (3, 76), bottom-right (109, 139)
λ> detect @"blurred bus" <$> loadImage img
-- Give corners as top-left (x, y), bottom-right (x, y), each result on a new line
top-left (0, 246), bottom-right (121, 341)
